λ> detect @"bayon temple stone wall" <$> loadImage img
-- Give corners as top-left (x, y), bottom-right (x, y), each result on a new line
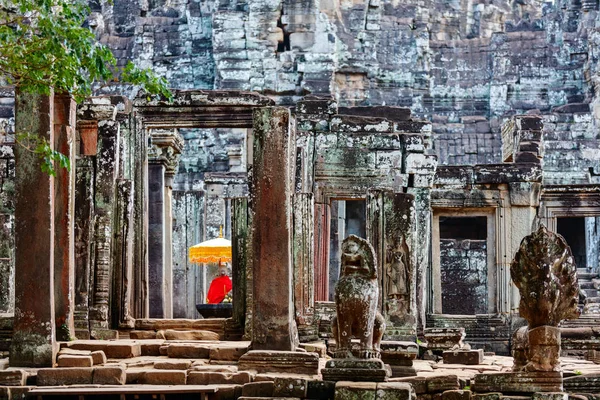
top-left (2, 0), bottom-right (600, 372)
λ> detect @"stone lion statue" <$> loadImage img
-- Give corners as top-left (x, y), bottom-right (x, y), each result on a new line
top-left (332, 235), bottom-right (385, 359)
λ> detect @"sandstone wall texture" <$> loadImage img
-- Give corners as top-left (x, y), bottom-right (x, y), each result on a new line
top-left (90, 0), bottom-right (600, 185)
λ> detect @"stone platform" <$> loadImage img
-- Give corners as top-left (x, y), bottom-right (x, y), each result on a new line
top-left (321, 358), bottom-right (390, 382)
top-left (237, 350), bottom-right (319, 375)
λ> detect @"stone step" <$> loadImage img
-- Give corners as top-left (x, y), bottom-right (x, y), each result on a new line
top-left (580, 281), bottom-right (596, 289)
top-left (585, 297), bottom-right (600, 304)
top-left (61, 340), bottom-right (141, 359)
top-left (27, 385), bottom-right (218, 400)
top-left (578, 272), bottom-right (599, 280)
top-left (584, 288), bottom-right (599, 297)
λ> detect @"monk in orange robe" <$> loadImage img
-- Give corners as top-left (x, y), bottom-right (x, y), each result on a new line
top-left (206, 266), bottom-right (232, 304)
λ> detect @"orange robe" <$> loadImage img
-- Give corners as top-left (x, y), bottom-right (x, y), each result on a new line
top-left (206, 275), bottom-right (232, 304)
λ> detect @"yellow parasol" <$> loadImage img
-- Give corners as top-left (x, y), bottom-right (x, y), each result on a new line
top-left (189, 226), bottom-right (232, 265)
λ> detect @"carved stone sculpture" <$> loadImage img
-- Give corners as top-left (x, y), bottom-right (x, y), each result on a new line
top-left (510, 226), bottom-right (580, 372)
top-left (331, 235), bottom-right (385, 359)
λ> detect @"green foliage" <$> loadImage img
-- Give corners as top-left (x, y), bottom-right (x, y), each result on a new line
top-left (16, 132), bottom-right (69, 176)
top-left (0, 0), bottom-right (173, 174)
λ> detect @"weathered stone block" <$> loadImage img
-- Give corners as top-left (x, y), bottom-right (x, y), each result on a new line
top-left (91, 350), bottom-right (106, 365)
top-left (390, 376), bottom-right (427, 394)
top-left (273, 377), bottom-right (308, 397)
top-left (92, 366), bottom-right (126, 385)
top-left (57, 355), bottom-right (93, 367)
top-left (238, 351), bottom-right (319, 375)
top-left (37, 368), bottom-right (94, 386)
top-left (139, 370), bottom-right (187, 385)
top-left (0, 370), bottom-right (26, 386)
top-left (424, 328), bottom-right (465, 351)
top-left (66, 341), bottom-right (141, 358)
top-left (472, 372), bottom-right (563, 393)
top-left (241, 381), bottom-right (274, 397)
top-left (156, 329), bottom-right (219, 341)
top-left (209, 344), bottom-right (249, 361)
top-left (376, 382), bottom-right (415, 400)
top-left (307, 380), bottom-right (336, 399)
top-left (141, 342), bottom-right (162, 356)
top-left (167, 343), bottom-right (211, 359)
top-left (335, 381), bottom-right (377, 400)
top-left (443, 349), bottom-right (484, 365)
top-left (441, 390), bottom-right (471, 400)
top-left (471, 394), bottom-right (501, 400)
top-left (427, 375), bottom-right (460, 393)
top-left (188, 371), bottom-right (252, 385)
top-left (154, 360), bottom-right (192, 370)
top-left (322, 359), bottom-right (390, 382)
top-left (531, 393), bottom-right (567, 400)
top-left (130, 330), bottom-right (157, 339)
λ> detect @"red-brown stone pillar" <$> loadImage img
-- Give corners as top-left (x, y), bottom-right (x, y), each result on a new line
top-left (10, 90), bottom-right (57, 367)
top-left (53, 94), bottom-right (76, 341)
top-left (251, 107), bottom-right (298, 351)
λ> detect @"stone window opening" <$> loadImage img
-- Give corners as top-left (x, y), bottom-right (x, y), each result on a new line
top-left (276, 10), bottom-right (291, 53)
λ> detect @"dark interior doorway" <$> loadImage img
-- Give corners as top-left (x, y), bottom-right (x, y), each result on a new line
top-left (439, 216), bottom-right (488, 315)
top-left (557, 217), bottom-right (587, 270)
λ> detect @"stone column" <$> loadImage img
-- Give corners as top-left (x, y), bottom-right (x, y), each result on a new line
top-left (10, 90), bottom-right (57, 367)
top-left (164, 175), bottom-right (174, 319)
top-left (367, 189), bottom-right (417, 340)
top-left (251, 107), bottom-right (298, 351)
top-left (74, 122), bottom-right (98, 338)
top-left (91, 119), bottom-right (120, 331)
top-left (148, 163), bottom-right (165, 318)
top-left (293, 193), bottom-right (316, 341)
top-left (232, 197), bottom-right (249, 328)
top-left (112, 179), bottom-right (135, 328)
top-left (147, 129), bottom-right (183, 318)
top-left (53, 94), bottom-right (76, 341)
top-left (313, 203), bottom-right (330, 302)
top-left (73, 156), bottom-right (94, 339)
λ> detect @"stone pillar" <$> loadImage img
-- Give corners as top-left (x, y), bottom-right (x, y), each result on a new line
top-left (10, 90), bottom-right (57, 367)
top-left (314, 203), bottom-right (330, 302)
top-left (53, 94), bottom-right (76, 341)
top-left (147, 129), bottom-right (183, 319)
top-left (73, 157), bottom-right (94, 339)
top-left (164, 175), bottom-right (174, 319)
top-left (112, 179), bottom-right (135, 328)
top-left (367, 189), bottom-right (417, 340)
top-left (232, 197), bottom-right (249, 328)
top-left (251, 107), bottom-right (298, 351)
top-left (293, 193), bottom-right (316, 341)
top-left (148, 163), bottom-right (165, 318)
top-left (91, 119), bottom-right (120, 331)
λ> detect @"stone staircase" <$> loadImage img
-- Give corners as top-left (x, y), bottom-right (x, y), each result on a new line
top-left (577, 267), bottom-right (600, 314)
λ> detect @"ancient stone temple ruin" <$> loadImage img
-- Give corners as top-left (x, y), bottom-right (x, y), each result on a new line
top-left (3, 0), bottom-right (600, 398)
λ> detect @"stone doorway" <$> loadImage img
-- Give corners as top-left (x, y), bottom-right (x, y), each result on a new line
top-left (438, 216), bottom-right (488, 315)
top-left (328, 199), bottom-right (366, 301)
top-left (431, 210), bottom-right (497, 315)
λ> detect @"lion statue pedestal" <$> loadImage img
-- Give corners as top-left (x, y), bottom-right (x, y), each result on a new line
top-left (321, 235), bottom-right (390, 382)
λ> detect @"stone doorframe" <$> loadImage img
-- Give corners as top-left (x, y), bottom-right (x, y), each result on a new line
top-left (540, 185), bottom-right (600, 231)
top-left (431, 208), bottom-right (498, 315)
top-left (132, 90), bottom-right (273, 320)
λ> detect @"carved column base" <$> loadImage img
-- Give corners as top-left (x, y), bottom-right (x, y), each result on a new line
top-left (73, 307), bottom-right (90, 340)
top-left (380, 341), bottom-right (418, 377)
top-left (525, 325), bottom-right (561, 372)
top-left (322, 359), bottom-right (390, 382)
